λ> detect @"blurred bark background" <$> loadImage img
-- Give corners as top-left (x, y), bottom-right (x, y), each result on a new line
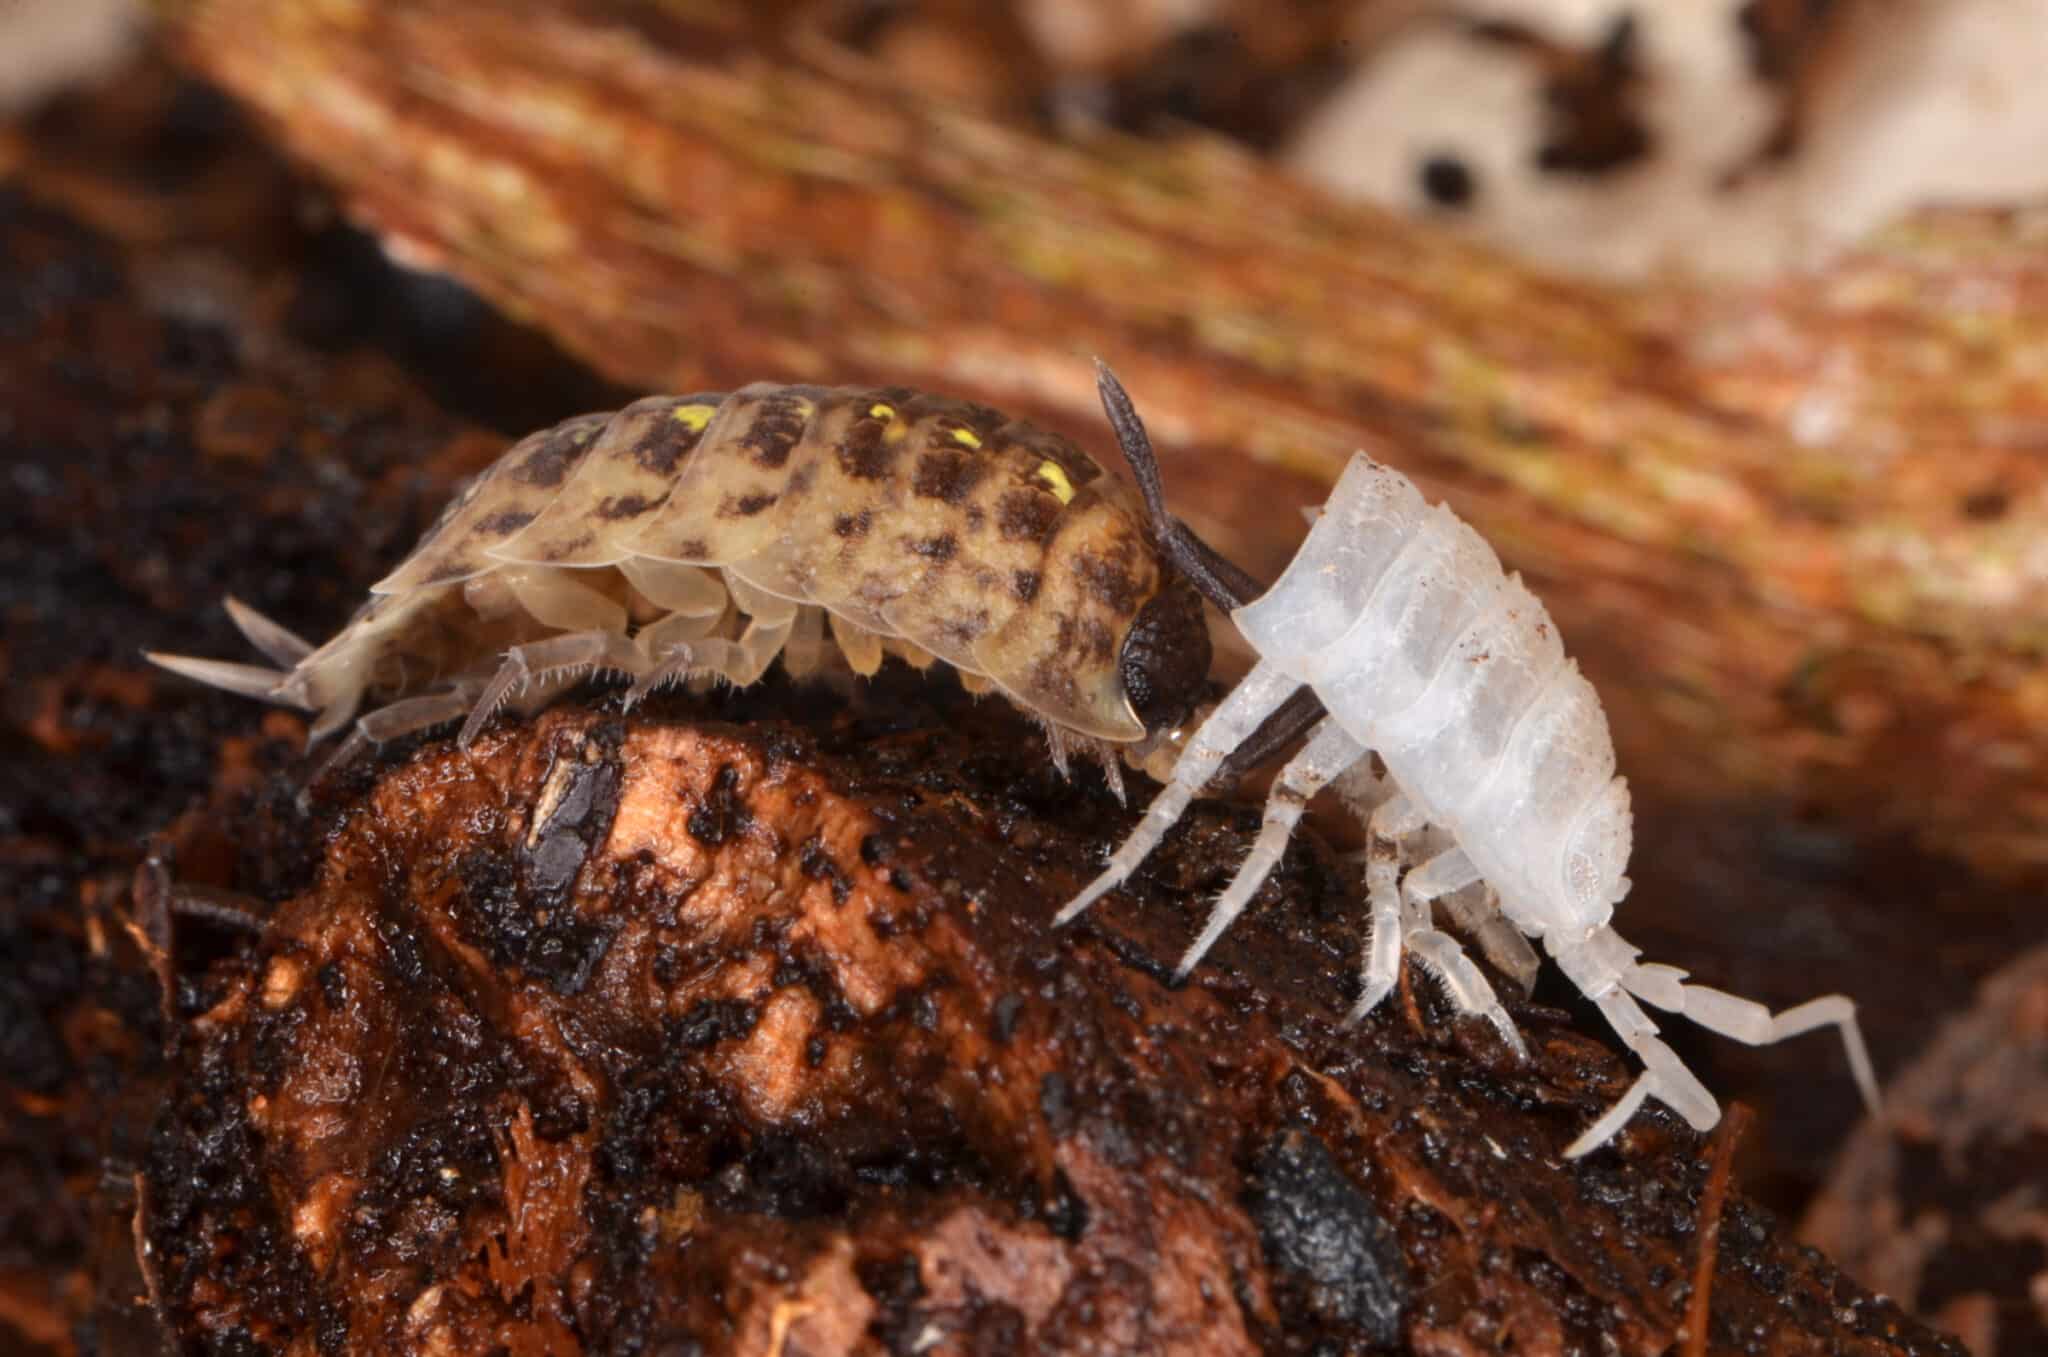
top-left (3, 1), bottom-right (2046, 1353)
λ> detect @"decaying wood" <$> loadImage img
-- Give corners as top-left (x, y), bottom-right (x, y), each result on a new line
top-left (157, 0), bottom-right (2048, 890)
top-left (136, 700), bottom-right (1964, 1357)
top-left (1802, 941), bottom-right (2048, 1357)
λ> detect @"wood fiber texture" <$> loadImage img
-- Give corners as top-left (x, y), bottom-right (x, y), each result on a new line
top-left (135, 702), bottom-right (1964, 1357)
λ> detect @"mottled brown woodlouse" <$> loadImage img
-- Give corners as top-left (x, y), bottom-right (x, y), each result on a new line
top-left (150, 379), bottom-right (1234, 781)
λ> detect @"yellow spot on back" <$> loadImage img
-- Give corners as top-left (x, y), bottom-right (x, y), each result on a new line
top-left (674, 404), bottom-right (717, 433)
top-left (868, 402), bottom-right (895, 421)
top-left (884, 421), bottom-right (910, 445)
top-left (950, 427), bottom-right (983, 450)
top-left (1035, 460), bottom-right (1076, 504)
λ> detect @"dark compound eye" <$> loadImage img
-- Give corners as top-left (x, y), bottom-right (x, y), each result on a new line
top-left (1419, 153), bottom-right (1478, 209)
top-left (1119, 576), bottom-right (1212, 735)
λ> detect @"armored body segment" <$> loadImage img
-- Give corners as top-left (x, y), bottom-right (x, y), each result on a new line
top-left (1233, 454), bottom-right (1429, 672)
top-left (618, 383), bottom-right (834, 571)
top-left (488, 394), bottom-right (729, 567)
top-left (973, 486), bottom-right (1163, 741)
top-left (1370, 577), bottom-right (1567, 816)
top-left (371, 412), bottom-right (611, 595)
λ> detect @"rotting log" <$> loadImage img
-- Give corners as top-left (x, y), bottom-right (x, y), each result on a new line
top-left (1802, 941), bottom-right (2048, 1357)
top-left (132, 698), bottom-right (1965, 1357)
top-left (0, 47), bottom-right (1999, 1356)
top-left (155, 0), bottom-right (2048, 890)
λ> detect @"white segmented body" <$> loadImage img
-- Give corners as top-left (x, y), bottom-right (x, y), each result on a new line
top-left (1060, 450), bottom-right (1879, 1157)
top-left (1239, 466), bottom-right (1625, 941)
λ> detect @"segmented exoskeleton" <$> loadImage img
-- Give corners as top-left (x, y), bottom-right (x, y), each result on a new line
top-left (149, 382), bottom-right (1217, 777)
top-left (1059, 370), bottom-right (1880, 1157)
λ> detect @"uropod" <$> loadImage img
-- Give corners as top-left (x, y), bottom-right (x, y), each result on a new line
top-left (1059, 369), bottom-right (1880, 1158)
top-left (149, 382), bottom-right (1231, 781)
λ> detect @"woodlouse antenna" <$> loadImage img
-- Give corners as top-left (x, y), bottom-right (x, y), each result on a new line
top-left (1093, 361), bottom-right (1264, 612)
top-left (1095, 361), bottom-right (1330, 775)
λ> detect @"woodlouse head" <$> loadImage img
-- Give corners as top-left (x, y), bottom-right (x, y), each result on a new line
top-left (1117, 572), bottom-right (1212, 737)
top-left (1560, 777), bottom-right (1632, 917)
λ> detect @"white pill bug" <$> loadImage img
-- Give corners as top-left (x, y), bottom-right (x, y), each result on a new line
top-left (1061, 369), bottom-right (1880, 1158)
top-left (147, 382), bottom-right (1221, 782)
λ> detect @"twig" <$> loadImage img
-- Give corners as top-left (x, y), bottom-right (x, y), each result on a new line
top-left (1682, 1102), bottom-right (1752, 1357)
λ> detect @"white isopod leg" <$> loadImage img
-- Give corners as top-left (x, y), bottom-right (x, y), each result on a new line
top-left (1616, 940), bottom-right (1881, 1118)
top-left (459, 630), bottom-right (645, 748)
top-left (1400, 849), bottom-right (1528, 1059)
top-left (1173, 717), bottom-right (1368, 980)
top-left (1552, 927), bottom-right (1723, 1156)
top-left (1054, 659), bottom-right (1302, 928)
top-left (1350, 792), bottom-right (1425, 1023)
top-left (1440, 884), bottom-right (1543, 999)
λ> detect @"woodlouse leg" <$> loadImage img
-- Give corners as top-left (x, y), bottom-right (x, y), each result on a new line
top-left (1551, 928), bottom-right (1723, 1156)
top-left (618, 557), bottom-right (727, 619)
top-left (1174, 716), bottom-right (1367, 980)
top-left (1441, 884), bottom-right (1543, 998)
top-left (1615, 939), bottom-right (1881, 1118)
top-left (626, 612), bottom-right (797, 706)
top-left (359, 688), bottom-right (486, 744)
top-left (460, 631), bottom-right (645, 747)
top-left (887, 637), bottom-right (937, 671)
top-left (827, 612), bottom-right (885, 677)
top-left (503, 566), bottom-right (630, 635)
top-left (1351, 792), bottom-right (1424, 1023)
top-left (1055, 659), bottom-right (1303, 928)
top-left (1565, 994), bottom-right (1722, 1158)
top-left (1398, 849), bottom-right (1529, 1057)
top-left (781, 607), bottom-right (828, 681)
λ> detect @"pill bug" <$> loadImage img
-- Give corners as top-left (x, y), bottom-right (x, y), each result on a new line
top-left (148, 381), bottom-right (1218, 780)
top-left (1059, 369), bottom-right (1880, 1157)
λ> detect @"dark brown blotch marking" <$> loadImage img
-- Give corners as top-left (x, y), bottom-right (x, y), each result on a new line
top-left (632, 395), bottom-right (724, 476)
top-left (907, 533), bottom-right (958, 563)
top-left (1049, 613), bottom-right (1117, 669)
top-left (1074, 548), bottom-right (1143, 617)
top-left (1011, 569), bottom-right (1041, 603)
top-left (834, 510), bottom-right (873, 539)
top-left (939, 609), bottom-right (990, 647)
top-left (476, 509), bottom-right (536, 538)
top-left (997, 489), bottom-right (1061, 543)
top-left (837, 419), bottom-right (901, 482)
top-left (725, 493), bottom-right (779, 518)
top-left (738, 392), bottom-right (811, 470)
top-left (598, 494), bottom-right (658, 521)
top-left (1027, 653), bottom-right (1081, 709)
top-left (913, 449), bottom-right (988, 506)
top-left (509, 419), bottom-right (600, 487)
